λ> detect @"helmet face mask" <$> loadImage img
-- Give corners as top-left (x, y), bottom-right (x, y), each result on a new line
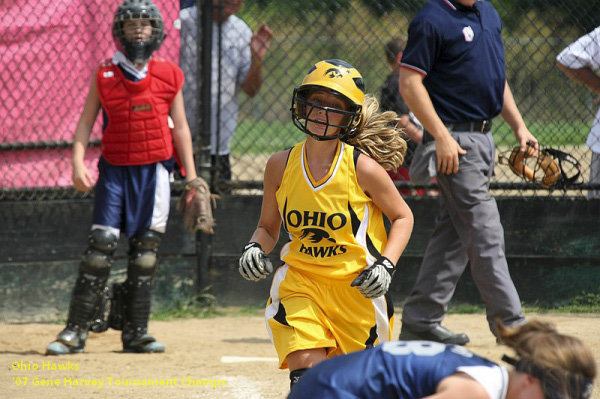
top-left (291, 59), bottom-right (365, 141)
top-left (112, 0), bottom-right (166, 64)
top-left (292, 87), bottom-right (357, 141)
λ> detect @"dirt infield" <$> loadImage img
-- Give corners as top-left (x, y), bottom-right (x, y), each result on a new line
top-left (2, 312), bottom-right (599, 399)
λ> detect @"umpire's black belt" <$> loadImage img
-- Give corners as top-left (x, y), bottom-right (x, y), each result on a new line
top-left (445, 120), bottom-right (492, 133)
top-left (422, 120), bottom-right (492, 144)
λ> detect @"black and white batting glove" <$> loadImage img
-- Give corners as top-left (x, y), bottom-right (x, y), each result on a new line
top-left (350, 256), bottom-right (396, 298)
top-left (239, 242), bottom-right (273, 282)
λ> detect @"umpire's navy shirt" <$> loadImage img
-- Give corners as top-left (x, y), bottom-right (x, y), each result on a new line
top-left (401, 0), bottom-right (506, 123)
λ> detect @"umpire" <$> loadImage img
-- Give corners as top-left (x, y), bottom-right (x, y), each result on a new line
top-left (398, 0), bottom-right (538, 344)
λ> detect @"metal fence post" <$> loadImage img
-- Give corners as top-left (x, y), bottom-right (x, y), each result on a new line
top-left (196, 0), bottom-right (213, 295)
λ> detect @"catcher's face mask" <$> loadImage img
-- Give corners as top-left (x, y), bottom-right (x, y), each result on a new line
top-left (502, 355), bottom-right (594, 399)
top-left (112, 0), bottom-right (165, 64)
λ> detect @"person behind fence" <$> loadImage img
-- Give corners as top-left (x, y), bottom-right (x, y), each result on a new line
top-left (397, 0), bottom-right (539, 346)
top-left (179, 0), bottom-right (272, 190)
top-left (46, 0), bottom-right (199, 355)
top-left (288, 319), bottom-right (597, 399)
top-left (380, 37), bottom-right (424, 194)
top-left (556, 26), bottom-right (600, 199)
top-left (238, 59), bottom-right (414, 390)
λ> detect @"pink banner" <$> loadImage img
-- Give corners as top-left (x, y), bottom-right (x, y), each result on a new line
top-left (0, 0), bottom-right (181, 188)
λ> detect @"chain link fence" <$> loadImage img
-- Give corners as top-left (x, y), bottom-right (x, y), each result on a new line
top-left (2, 0), bottom-right (600, 200)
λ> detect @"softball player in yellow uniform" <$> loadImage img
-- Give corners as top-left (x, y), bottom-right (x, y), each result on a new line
top-left (238, 59), bottom-right (414, 390)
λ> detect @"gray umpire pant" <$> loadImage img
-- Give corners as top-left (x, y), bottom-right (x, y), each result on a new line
top-left (401, 130), bottom-right (525, 334)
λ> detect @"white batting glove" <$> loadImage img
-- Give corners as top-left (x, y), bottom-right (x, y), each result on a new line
top-left (239, 242), bottom-right (273, 282)
top-left (350, 256), bottom-right (396, 298)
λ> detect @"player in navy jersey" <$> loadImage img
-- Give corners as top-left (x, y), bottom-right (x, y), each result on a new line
top-left (289, 320), bottom-right (596, 399)
top-left (46, 0), bottom-right (198, 355)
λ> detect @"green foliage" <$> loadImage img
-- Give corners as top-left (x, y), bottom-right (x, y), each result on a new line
top-left (446, 291), bottom-right (600, 315)
top-left (358, 0), bottom-right (423, 17)
top-left (152, 288), bottom-right (220, 320)
top-left (448, 303), bottom-right (486, 314)
top-left (231, 118), bottom-right (590, 157)
top-left (491, 0), bottom-right (600, 33)
top-left (228, 0), bottom-right (597, 186)
top-left (152, 303), bottom-right (266, 320)
top-left (569, 291), bottom-right (600, 308)
top-left (245, 0), bottom-right (422, 17)
top-left (150, 291), bottom-right (600, 321)
top-left (244, 0), bottom-right (598, 32)
top-left (493, 120), bottom-right (589, 147)
top-left (237, 0), bottom-right (597, 142)
top-left (232, 120), bottom-right (304, 155)
top-left (223, 305), bottom-right (267, 316)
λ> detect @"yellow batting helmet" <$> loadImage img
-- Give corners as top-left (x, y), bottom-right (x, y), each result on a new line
top-left (291, 59), bottom-right (365, 141)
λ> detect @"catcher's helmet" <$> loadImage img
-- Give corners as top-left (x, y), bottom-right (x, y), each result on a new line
top-left (112, 0), bottom-right (165, 64)
top-left (291, 59), bottom-right (365, 141)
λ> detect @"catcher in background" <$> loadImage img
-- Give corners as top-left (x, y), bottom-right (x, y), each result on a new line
top-left (556, 26), bottom-right (600, 199)
top-left (46, 0), bottom-right (210, 356)
top-left (238, 59), bottom-right (414, 390)
top-left (289, 319), bottom-right (596, 399)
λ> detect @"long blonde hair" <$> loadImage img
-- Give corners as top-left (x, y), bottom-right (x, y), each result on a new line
top-left (344, 94), bottom-right (406, 172)
top-left (497, 319), bottom-right (596, 398)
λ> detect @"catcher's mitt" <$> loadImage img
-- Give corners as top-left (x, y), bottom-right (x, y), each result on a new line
top-left (177, 177), bottom-right (217, 234)
top-left (499, 144), bottom-right (582, 189)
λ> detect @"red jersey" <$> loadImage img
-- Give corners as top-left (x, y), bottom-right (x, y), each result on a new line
top-left (96, 57), bottom-right (184, 166)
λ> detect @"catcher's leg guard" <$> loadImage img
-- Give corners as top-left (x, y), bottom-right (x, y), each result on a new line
top-left (46, 229), bottom-right (117, 356)
top-left (121, 230), bottom-right (165, 353)
top-left (108, 281), bottom-right (126, 331)
top-left (89, 285), bottom-right (112, 333)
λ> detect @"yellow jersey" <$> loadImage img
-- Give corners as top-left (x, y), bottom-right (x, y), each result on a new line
top-left (276, 140), bottom-right (388, 279)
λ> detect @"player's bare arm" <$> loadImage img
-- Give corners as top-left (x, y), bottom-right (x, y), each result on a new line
top-left (556, 62), bottom-right (600, 94)
top-left (500, 81), bottom-right (538, 153)
top-left (356, 154), bottom-right (413, 265)
top-left (249, 150), bottom-right (287, 254)
top-left (399, 67), bottom-right (465, 175)
top-left (399, 113), bottom-right (423, 143)
top-left (170, 89), bottom-right (197, 181)
top-left (421, 373), bottom-right (490, 399)
top-left (72, 74), bottom-right (101, 192)
top-left (241, 24), bottom-right (273, 98)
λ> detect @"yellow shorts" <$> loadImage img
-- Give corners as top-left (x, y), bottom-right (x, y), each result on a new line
top-left (265, 264), bottom-right (394, 369)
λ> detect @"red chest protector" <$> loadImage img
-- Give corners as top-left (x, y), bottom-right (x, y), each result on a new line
top-left (96, 57), bottom-right (184, 166)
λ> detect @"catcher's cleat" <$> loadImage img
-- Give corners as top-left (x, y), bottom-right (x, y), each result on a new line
top-left (122, 333), bottom-right (165, 353)
top-left (45, 328), bottom-right (86, 355)
top-left (46, 341), bottom-right (84, 356)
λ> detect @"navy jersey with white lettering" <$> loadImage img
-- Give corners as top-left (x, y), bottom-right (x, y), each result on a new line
top-left (288, 341), bottom-right (509, 399)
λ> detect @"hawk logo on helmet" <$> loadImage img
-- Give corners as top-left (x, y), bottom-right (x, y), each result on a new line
top-left (324, 68), bottom-right (347, 79)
